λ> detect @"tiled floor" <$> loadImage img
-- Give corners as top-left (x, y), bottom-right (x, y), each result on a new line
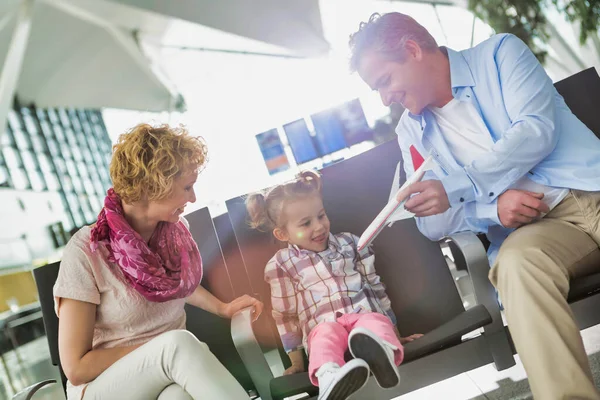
top-left (395, 323), bottom-right (600, 400)
top-left (1, 325), bottom-right (599, 400)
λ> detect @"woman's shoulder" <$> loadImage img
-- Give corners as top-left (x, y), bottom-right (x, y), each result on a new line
top-left (63, 226), bottom-right (94, 258)
top-left (59, 225), bottom-right (110, 277)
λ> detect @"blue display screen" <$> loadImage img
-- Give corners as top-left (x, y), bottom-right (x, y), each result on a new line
top-left (337, 99), bottom-right (373, 146)
top-left (256, 129), bottom-right (290, 175)
top-left (283, 119), bottom-right (319, 164)
top-left (310, 109), bottom-right (347, 156)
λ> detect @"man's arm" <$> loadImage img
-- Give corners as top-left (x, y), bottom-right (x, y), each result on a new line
top-left (396, 144), bottom-right (492, 239)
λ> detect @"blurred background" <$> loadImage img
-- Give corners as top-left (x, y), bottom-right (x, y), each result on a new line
top-left (1, 0), bottom-right (599, 398)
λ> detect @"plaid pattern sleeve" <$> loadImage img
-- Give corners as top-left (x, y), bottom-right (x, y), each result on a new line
top-left (350, 233), bottom-right (397, 325)
top-left (264, 255), bottom-right (304, 353)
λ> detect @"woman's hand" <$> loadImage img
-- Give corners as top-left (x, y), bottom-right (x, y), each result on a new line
top-left (218, 295), bottom-right (264, 322)
top-left (400, 333), bottom-right (424, 344)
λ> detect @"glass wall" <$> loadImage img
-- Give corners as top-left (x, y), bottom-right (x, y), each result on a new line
top-left (1, 105), bottom-right (112, 232)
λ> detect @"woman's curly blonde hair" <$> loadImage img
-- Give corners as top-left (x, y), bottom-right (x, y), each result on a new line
top-left (109, 123), bottom-right (208, 204)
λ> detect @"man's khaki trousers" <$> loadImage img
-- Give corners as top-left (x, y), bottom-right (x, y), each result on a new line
top-left (490, 190), bottom-right (600, 399)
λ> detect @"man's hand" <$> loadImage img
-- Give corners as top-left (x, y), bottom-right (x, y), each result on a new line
top-left (498, 190), bottom-right (550, 228)
top-left (400, 180), bottom-right (450, 217)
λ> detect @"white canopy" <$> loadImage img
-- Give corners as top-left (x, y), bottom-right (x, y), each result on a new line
top-left (0, 0), bottom-right (183, 113)
top-left (107, 0), bottom-right (330, 58)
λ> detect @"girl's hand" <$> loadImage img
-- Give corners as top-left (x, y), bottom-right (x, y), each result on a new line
top-left (400, 333), bottom-right (424, 344)
top-left (219, 295), bottom-right (264, 322)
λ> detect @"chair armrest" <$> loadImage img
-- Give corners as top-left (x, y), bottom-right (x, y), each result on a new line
top-left (445, 232), bottom-right (515, 370)
top-left (12, 379), bottom-right (56, 400)
top-left (404, 304), bottom-right (491, 363)
top-left (231, 307), bottom-right (274, 400)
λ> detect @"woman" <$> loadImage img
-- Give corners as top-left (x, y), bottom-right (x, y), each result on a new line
top-left (54, 123), bottom-right (263, 400)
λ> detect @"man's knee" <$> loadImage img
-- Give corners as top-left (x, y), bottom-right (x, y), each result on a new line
top-left (492, 244), bottom-right (569, 297)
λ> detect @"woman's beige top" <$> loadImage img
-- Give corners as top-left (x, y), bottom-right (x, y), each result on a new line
top-left (53, 226), bottom-right (186, 399)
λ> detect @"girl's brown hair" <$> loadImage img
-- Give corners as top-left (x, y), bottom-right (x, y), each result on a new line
top-left (246, 170), bottom-right (322, 231)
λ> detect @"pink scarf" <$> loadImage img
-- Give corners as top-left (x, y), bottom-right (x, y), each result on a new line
top-left (90, 188), bottom-right (203, 302)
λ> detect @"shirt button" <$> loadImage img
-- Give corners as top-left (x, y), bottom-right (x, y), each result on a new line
top-left (489, 192), bottom-right (494, 197)
top-left (459, 197), bottom-right (465, 202)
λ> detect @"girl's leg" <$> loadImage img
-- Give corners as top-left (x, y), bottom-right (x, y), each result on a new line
top-left (306, 321), bottom-right (349, 386)
top-left (346, 312), bottom-right (403, 364)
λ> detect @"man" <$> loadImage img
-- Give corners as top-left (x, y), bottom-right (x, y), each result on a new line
top-left (350, 12), bottom-right (600, 400)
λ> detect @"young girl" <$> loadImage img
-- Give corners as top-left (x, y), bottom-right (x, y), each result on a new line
top-left (246, 171), bottom-right (422, 400)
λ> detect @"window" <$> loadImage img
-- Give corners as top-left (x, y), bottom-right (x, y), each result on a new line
top-left (92, 151), bottom-right (104, 168)
top-left (21, 151), bottom-right (38, 171)
top-left (88, 195), bottom-right (101, 213)
top-left (65, 128), bottom-right (77, 147)
top-left (9, 168), bottom-right (30, 190)
top-left (43, 171), bottom-right (60, 191)
top-left (13, 129), bottom-right (32, 150)
top-left (72, 208), bottom-right (85, 228)
top-left (66, 192), bottom-right (84, 227)
top-left (22, 114), bottom-right (39, 135)
top-left (30, 134), bottom-right (47, 153)
top-left (47, 140), bottom-right (60, 158)
top-left (54, 158), bottom-right (66, 175)
top-left (58, 108), bottom-right (71, 128)
top-left (72, 175), bottom-right (83, 193)
top-left (79, 195), bottom-right (95, 222)
top-left (39, 120), bottom-right (54, 140)
top-left (83, 178), bottom-right (95, 195)
top-left (28, 170), bottom-right (46, 191)
top-left (3, 147), bottom-right (23, 168)
top-left (38, 154), bottom-right (53, 172)
top-left (53, 125), bottom-right (66, 143)
top-left (60, 143), bottom-right (73, 159)
top-left (93, 179), bottom-right (106, 195)
top-left (0, 166), bottom-right (10, 187)
top-left (70, 114), bottom-right (82, 132)
top-left (47, 109), bottom-right (59, 125)
top-left (7, 110), bottom-right (22, 131)
top-left (65, 160), bottom-right (77, 176)
top-left (60, 174), bottom-right (73, 192)
top-left (81, 147), bottom-right (92, 162)
top-left (80, 118), bottom-right (93, 136)
top-left (72, 146), bottom-right (83, 162)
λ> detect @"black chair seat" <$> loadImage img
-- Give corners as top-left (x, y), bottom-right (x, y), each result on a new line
top-left (403, 304), bottom-right (491, 363)
top-left (269, 304), bottom-right (492, 400)
top-left (568, 272), bottom-right (600, 303)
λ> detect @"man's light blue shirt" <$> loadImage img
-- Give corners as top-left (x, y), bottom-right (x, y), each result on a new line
top-left (396, 33), bottom-right (600, 263)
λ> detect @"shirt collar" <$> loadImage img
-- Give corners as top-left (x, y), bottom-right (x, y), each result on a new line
top-left (288, 233), bottom-right (340, 257)
top-left (445, 46), bottom-right (476, 92)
